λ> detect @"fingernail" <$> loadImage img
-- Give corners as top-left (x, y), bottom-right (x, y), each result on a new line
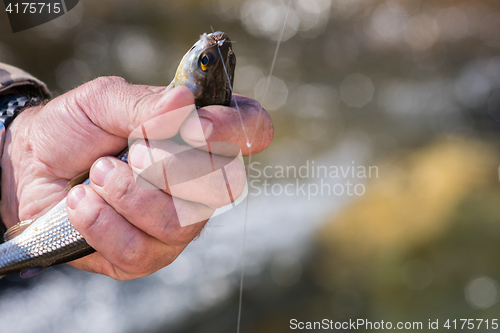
top-left (67, 186), bottom-right (86, 210)
top-left (130, 143), bottom-right (151, 170)
top-left (91, 158), bottom-right (114, 187)
top-left (20, 267), bottom-right (43, 279)
top-left (183, 117), bottom-right (213, 143)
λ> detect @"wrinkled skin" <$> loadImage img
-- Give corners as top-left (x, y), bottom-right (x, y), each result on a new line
top-left (0, 77), bottom-right (273, 280)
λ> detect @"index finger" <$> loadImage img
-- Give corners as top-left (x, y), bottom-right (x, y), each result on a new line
top-left (180, 94), bottom-right (274, 156)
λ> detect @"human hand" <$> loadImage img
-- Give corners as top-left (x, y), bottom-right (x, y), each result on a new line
top-left (0, 76), bottom-right (273, 280)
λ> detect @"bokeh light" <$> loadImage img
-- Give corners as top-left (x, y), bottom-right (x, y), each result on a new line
top-left (465, 277), bottom-right (499, 309)
top-left (340, 73), bottom-right (374, 108)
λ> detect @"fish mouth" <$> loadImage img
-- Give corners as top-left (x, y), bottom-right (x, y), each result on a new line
top-left (200, 32), bottom-right (231, 50)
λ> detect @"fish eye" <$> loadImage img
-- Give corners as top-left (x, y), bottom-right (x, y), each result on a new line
top-left (199, 53), bottom-right (214, 71)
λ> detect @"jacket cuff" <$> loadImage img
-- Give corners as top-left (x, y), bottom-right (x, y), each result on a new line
top-left (0, 63), bottom-right (51, 98)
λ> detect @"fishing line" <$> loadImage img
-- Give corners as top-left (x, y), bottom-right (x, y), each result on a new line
top-left (216, 43), bottom-right (250, 333)
top-left (249, 0), bottom-right (291, 147)
top-left (229, 1), bottom-right (292, 333)
top-left (217, 46), bottom-right (250, 148)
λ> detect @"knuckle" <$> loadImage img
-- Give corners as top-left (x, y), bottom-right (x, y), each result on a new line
top-left (154, 218), bottom-right (189, 246)
top-left (163, 253), bottom-right (178, 267)
top-left (118, 234), bottom-right (150, 269)
top-left (71, 76), bottom-right (129, 114)
top-left (70, 189), bottom-right (104, 233)
top-left (165, 222), bottom-right (204, 246)
top-left (117, 241), bottom-right (174, 278)
top-left (89, 76), bottom-right (129, 108)
top-left (91, 76), bottom-right (128, 91)
top-left (84, 76), bottom-right (128, 102)
top-left (128, 90), bottom-right (154, 130)
top-left (109, 171), bottom-right (136, 206)
top-left (155, 204), bottom-right (206, 245)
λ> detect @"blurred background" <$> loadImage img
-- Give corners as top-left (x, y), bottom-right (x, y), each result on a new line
top-left (1, 0), bottom-right (500, 332)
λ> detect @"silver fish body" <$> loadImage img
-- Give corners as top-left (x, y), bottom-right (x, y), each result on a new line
top-left (0, 32), bottom-right (235, 276)
top-left (0, 181), bottom-right (93, 276)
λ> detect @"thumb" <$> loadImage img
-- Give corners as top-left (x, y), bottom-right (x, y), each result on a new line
top-left (65, 76), bottom-right (195, 139)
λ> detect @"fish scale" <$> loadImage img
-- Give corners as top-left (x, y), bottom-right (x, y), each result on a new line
top-left (0, 32), bottom-right (235, 276)
top-left (0, 193), bottom-right (90, 275)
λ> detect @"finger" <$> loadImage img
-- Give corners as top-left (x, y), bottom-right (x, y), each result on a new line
top-left (35, 78), bottom-right (195, 177)
top-left (128, 139), bottom-right (246, 208)
top-left (88, 157), bottom-right (213, 240)
top-left (67, 249), bottom-right (179, 280)
top-left (180, 94), bottom-right (274, 156)
top-left (68, 77), bottom-right (195, 139)
top-left (67, 252), bottom-right (129, 279)
top-left (65, 184), bottom-right (171, 277)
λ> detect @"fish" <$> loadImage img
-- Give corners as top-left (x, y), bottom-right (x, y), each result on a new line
top-left (170, 31), bottom-right (235, 108)
top-left (0, 31), bottom-right (236, 277)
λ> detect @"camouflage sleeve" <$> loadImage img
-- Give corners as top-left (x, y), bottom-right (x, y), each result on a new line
top-left (0, 62), bottom-right (50, 98)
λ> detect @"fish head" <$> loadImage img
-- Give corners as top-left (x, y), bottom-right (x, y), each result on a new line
top-left (173, 31), bottom-right (236, 108)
